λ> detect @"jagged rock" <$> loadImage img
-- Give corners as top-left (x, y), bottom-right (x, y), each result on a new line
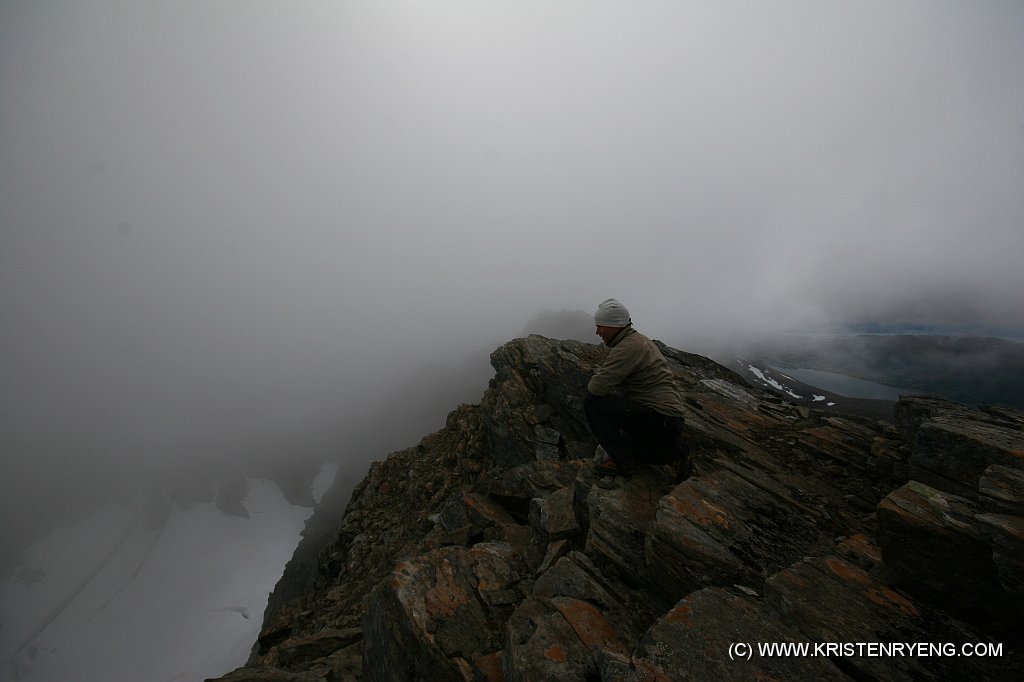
top-left (632, 587), bottom-right (846, 681)
top-left (275, 628), bottom-right (362, 668)
top-left (979, 464), bottom-right (1024, 515)
top-left (505, 595), bottom-right (595, 682)
top-left (584, 467), bottom-right (666, 581)
top-left (895, 395), bottom-right (1024, 499)
top-left (436, 491), bottom-right (518, 537)
top-left (877, 481), bottom-right (1017, 624)
top-left (766, 556), bottom-right (930, 681)
top-left (797, 416), bottom-right (881, 471)
top-left (505, 551), bottom-right (659, 682)
top-left (529, 486), bottom-right (578, 540)
top-left (646, 467), bottom-right (822, 602)
top-left (481, 336), bottom-right (602, 467)
top-left (211, 336), bottom-right (1023, 681)
top-left (833, 532), bottom-right (883, 573)
top-left (766, 555), bottom-right (1012, 681)
top-left (536, 539), bottom-right (571, 576)
top-left (362, 542), bottom-right (528, 682)
top-left (975, 512), bottom-right (1024, 604)
top-left (483, 459), bottom-right (592, 519)
top-left (531, 552), bottom-right (663, 648)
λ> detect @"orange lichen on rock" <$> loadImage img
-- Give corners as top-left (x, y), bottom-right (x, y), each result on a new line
top-left (474, 651), bottom-right (506, 682)
top-left (544, 645), bottom-right (567, 662)
top-left (666, 493), bottom-right (733, 530)
top-left (666, 603), bottom-right (693, 626)
top-left (552, 597), bottom-right (627, 654)
top-left (424, 582), bottom-right (469, 618)
top-left (825, 557), bottom-right (872, 585)
top-left (866, 586), bottom-right (920, 619)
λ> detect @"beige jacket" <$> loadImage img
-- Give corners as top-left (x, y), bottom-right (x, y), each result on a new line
top-left (587, 327), bottom-right (686, 419)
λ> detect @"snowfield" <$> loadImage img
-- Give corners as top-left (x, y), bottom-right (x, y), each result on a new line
top-left (1, 466), bottom-right (335, 682)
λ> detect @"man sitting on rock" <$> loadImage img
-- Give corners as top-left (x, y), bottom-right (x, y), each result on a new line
top-left (584, 298), bottom-right (691, 481)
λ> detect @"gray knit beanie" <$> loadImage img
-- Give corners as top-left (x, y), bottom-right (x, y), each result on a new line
top-left (594, 298), bottom-right (631, 327)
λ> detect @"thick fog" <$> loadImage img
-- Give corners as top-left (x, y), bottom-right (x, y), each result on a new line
top-left (3, 1), bottom-right (1023, 558)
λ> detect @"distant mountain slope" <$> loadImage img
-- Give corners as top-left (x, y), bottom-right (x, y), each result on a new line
top-left (728, 358), bottom-right (898, 422)
top-left (731, 334), bottom-right (1024, 409)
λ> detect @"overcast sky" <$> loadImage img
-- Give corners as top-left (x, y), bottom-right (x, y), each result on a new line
top-left (2, 1), bottom-right (1023, 545)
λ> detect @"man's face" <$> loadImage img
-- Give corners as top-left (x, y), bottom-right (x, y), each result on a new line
top-left (595, 325), bottom-right (622, 345)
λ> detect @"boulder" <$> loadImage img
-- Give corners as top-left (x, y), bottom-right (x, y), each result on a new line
top-left (877, 481), bottom-right (1014, 623)
top-left (632, 587), bottom-right (845, 681)
top-left (505, 551), bottom-right (662, 681)
top-left (481, 336), bottom-right (602, 467)
top-left (765, 555), bottom-right (1011, 681)
top-left (529, 486), bottom-right (578, 541)
top-left (766, 556), bottom-right (929, 681)
top-left (584, 467), bottom-right (666, 581)
top-left (363, 542), bottom-right (528, 682)
top-left (504, 596), bottom-right (596, 682)
top-left (645, 467), bottom-right (822, 602)
top-left (974, 512), bottom-right (1024, 608)
top-left (895, 395), bottom-right (1024, 499)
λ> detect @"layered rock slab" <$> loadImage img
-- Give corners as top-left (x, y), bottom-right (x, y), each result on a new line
top-left (878, 480), bottom-right (1024, 627)
top-left (895, 395), bottom-right (1024, 499)
top-left (766, 555), bottom-right (1012, 681)
top-left (363, 542), bottom-right (528, 681)
top-left (646, 468), bottom-right (823, 602)
top-left (630, 587), bottom-right (846, 681)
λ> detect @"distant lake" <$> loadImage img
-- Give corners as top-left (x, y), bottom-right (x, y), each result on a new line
top-left (772, 367), bottom-right (909, 401)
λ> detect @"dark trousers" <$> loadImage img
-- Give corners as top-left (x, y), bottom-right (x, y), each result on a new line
top-left (584, 393), bottom-right (684, 468)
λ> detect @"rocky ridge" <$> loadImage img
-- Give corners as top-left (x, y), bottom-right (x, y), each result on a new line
top-left (211, 336), bottom-right (1023, 681)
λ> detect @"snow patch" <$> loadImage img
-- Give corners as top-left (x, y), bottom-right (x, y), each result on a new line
top-left (747, 365), bottom-right (803, 400)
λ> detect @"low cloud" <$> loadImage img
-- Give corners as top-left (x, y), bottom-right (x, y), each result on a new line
top-left (2, 1), bottom-right (1022, 556)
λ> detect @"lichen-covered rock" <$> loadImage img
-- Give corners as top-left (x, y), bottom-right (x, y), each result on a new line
top-left (274, 628), bottom-right (362, 668)
top-left (584, 467), bottom-right (666, 579)
top-left (505, 551), bottom-right (660, 682)
top-left (645, 467), bottom-right (822, 601)
top-left (437, 491), bottom-right (517, 532)
top-left (766, 555), bottom-right (1013, 681)
top-left (212, 336), bottom-right (1023, 681)
top-left (531, 551), bottom-right (663, 649)
top-left (529, 486), bottom-right (578, 540)
top-left (481, 336), bottom-right (603, 467)
top-left (766, 556), bottom-right (929, 681)
top-left (895, 395), bottom-right (1024, 499)
top-left (363, 542), bottom-right (528, 682)
top-left (632, 587), bottom-right (846, 681)
top-left (877, 481), bottom-right (1016, 624)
